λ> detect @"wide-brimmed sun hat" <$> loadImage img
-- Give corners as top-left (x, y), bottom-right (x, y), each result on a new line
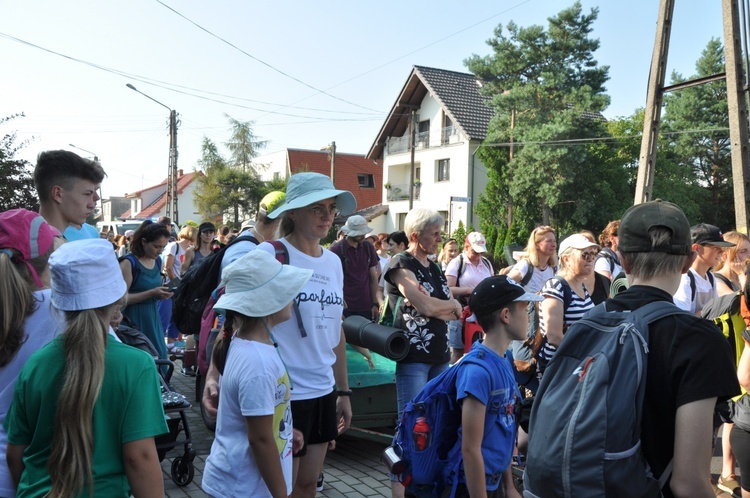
top-left (0, 209), bottom-right (60, 288)
top-left (50, 239), bottom-right (127, 311)
top-left (214, 249), bottom-right (313, 317)
top-left (268, 172), bottom-right (356, 219)
top-left (341, 215), bottom-right (372, 237)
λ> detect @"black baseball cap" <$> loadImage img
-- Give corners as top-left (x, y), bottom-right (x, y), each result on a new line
top-left (618, 200), bottom-right (692, 255)
top-left (470, 276), bottom-right (543, 320)
top-left (198, 222), bottom-right (216, 233)
top-left (691, 223), bottom-right (735, 247)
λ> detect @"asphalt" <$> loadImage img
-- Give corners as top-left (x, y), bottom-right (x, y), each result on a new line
top-left (161, 359), bottom-right (394, 498)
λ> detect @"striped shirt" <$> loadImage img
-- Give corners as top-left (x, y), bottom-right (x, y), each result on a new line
top-left (538, 277), bottom-right (595, 368)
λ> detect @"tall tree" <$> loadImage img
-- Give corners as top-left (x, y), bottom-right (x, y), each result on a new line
top-left (661, 38), bottom-right (732, 229)
top-left (466, 2), bottom-right (620, 240)
top-left (0, 114), bottom-right (37, 211)
top-left (224, 114), bottom-right (267, 172)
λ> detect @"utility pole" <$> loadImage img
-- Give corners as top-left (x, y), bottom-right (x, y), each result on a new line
top-left (635, 0), bottom-right (674, 204)
top-left (409, 109), bottom-right (417, 210)
top-left (126, 83), bottom-right (180, 224)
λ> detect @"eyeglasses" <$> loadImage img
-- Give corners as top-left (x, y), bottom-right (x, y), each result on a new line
top-left (580, 250), bottom-right (598, 261)
top-left (308, 205), bottom-right (340, 218)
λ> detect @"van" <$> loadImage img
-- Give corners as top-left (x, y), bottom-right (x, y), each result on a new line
top-left (97, 219), bottom-right (179, 238)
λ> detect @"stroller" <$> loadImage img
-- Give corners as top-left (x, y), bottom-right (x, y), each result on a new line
top-left (115, 318), bottom-right (196, 486)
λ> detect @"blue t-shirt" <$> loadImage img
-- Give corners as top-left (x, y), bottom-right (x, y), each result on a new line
top-left (455, 344), bottom-right (518, 490)
top-left (63, 223), bottom-right (100, 241)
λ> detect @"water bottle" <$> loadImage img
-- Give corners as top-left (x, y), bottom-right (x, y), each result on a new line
top-left (413, 417), bottom-right (430, 451)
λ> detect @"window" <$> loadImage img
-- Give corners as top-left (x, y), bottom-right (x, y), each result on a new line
top-left (437, 159), bottom-right (450, 182)
top-left (438, 211), bottom-right (449, 233)
top-left (415, 167), bottom-right (421, 182)
top-left (273, 171), bottom-right (281, 180)
top-left (357, 174), bottom-right (374, 188)
top-left (398, 213), bottom-right (408, 231)
top-left (418, 120), bottom-right (430, 134)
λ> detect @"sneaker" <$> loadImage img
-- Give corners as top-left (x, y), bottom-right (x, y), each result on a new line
top-left (316, 472), bottom-right (324, 492)
top-left (717, 474), bottom-right (741, 497)
top-left (711, 477), bottom-right (733, 497)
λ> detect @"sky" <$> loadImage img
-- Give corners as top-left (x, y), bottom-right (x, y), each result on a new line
top-left (0, 0), bottom-right (725, 198)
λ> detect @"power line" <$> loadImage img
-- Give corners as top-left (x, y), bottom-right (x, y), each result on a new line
top-left (154, 0), bottom-right (382, 113)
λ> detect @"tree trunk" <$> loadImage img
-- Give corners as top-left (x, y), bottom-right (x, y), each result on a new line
top-left (542, 199), bottom-right (551, 227)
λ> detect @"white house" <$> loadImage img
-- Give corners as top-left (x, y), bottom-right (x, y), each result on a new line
top-left (367, 66), bottom-right (495, 234)
top-left (121, 169), bottom-right (203, 226)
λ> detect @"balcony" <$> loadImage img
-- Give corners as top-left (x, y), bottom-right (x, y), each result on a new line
top-left (385, 126), bottom-right (460, 155)
top-left (385, 183), bottom-right (421, 202)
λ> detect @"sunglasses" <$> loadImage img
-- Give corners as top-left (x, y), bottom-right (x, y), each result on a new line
top-left (580, 250), bottom-right (598, 261)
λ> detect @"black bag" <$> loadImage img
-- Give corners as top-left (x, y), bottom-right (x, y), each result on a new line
top-left (172, 233), bottom-right (258, 337)
top-left (730, 395), bottom-right (750, 432)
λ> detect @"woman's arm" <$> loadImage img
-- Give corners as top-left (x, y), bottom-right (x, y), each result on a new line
top-left (391, 268), bottom-right (461, 321)
top-left (738, 338), bottom-right (750, 390)
top-left (246, 415), bottom-right (289, 498)
top-left (165, 252), bottom-right (177, 280)
top-left (123, 438), bottom-right (164, 498)
top-left (446, 275), bottom-right (473, 299)
top-left (6, 443), bottom-right (26, 487)
top-left (181, 248), bottom-right (195, 276)
top-left (541, 296), bottom-right (565, 348)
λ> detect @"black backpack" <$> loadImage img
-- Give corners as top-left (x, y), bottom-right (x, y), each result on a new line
top-left (172, 233), bottom-right (258, 337)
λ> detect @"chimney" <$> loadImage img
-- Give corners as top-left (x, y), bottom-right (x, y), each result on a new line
top-left (178, 169), bottom-right (183, 177)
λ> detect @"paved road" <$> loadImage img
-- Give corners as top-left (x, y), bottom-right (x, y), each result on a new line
top-left (161, 360), bottom-right (394, 497)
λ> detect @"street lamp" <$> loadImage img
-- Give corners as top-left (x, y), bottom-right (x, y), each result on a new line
top-left (126, 83), bottom-right (180, 224)
top-left (69, 144), bottom-right (103, 219)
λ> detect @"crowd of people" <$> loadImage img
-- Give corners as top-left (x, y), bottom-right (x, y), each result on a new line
top-left (1, 147), bottom-right (748, 498)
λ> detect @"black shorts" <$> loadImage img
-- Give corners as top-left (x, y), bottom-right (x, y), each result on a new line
top-left (291, 390), bottom-right (338, 457)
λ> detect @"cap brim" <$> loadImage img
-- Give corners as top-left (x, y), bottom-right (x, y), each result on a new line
top-left (346, 227), bottom-right (373, 237)
top-left (515, 292), bottom-right (544, 303)
top-left (471, 244), bottom-right (487, 253)
top-left (704, 241), bottom-right (736, 247)
top-left (268, 189), bottom-right (356, 219)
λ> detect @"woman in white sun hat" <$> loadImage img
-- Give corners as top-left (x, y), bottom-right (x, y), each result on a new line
top-left (5, 239), bottom-right (167, 498)
top-left (202, 249), bottom-right (311, 498)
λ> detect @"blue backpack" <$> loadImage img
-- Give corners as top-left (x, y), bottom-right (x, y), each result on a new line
top-left (387, 347), bottom-right (516, 497)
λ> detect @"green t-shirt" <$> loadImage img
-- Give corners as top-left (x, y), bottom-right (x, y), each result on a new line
top-left (5, 336), bottom-right (168, 498)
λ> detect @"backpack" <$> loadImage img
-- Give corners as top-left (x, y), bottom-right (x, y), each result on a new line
top-left (460, 306), bottom-right (483, 353)
top-left (595, 247), bottom-right (620, 274)
top-left (171, 233), bottom-right (258, 337)
top-left (702, 290), bottom-right (746, 367)
top-left (523, 301), bottom-right (685, 498)
top-left (388, 347), bottom-right (515, 497)
top-left (118, 253), bottom-right (162, 290)
top-left (687, 270), bottom-right (715, 302)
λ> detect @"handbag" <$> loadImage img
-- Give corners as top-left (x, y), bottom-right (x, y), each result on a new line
top-left (729, 394), bottom-right (750, 432)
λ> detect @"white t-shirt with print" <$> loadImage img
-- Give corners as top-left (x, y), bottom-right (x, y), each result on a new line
top-left (257, 239), bottom-right (344, 400)
top-left (202, 339), bottom-right (293, 498)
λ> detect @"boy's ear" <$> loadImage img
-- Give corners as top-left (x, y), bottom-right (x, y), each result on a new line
top-left (499, 306), bottom-right (512, 325)
top-left (682, 250), bottom-right (698, 274)
top-left (50, 185), bottom-right (64, 205)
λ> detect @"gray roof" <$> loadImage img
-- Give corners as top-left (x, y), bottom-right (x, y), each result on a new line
top-left (367, 66), bottom-right (494, 160)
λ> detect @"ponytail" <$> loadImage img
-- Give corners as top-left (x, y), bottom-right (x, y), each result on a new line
top-left (0, 246), bottom-right (53, 367)
top-left (47, 302), bottom-right (117, 498)
top-left (211, 311), bottom-right (259, 375)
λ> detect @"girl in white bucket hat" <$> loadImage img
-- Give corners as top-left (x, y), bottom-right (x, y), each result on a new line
top-left (202, 250), bottom-right (312, 498)
top-left (5, 238), bottom-right (167, 498)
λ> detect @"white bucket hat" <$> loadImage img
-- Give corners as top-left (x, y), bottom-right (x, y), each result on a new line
top-left (50, 239), bottom-right (127, 311)
top-left (214, 250), bottom-right (313, 317)
top-left (341, 215), bottom-right (373, 237)
top-left (558, 233), bottom-right (599, 258)
top-left (268, 172), bottom-right (356, 219)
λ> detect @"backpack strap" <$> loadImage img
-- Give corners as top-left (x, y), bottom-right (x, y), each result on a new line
top-left (269, 240), bottom-right (307, 338)
top-left (331, 240), bottom-right (349, 274)
top-left (713, 272), bottom-right (737, 291)
top-left (688, 270), bottom-right (715, 302)
top-left (455, 254), bottom-right (465, 287)
top-left (519, 263), bottom-right (534, 287)
top-left (551, 276), bottom-right (573, 311)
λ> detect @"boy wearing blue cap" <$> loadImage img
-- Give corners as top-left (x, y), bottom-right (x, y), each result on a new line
top-left (454, 276), bottom-right (542, 498)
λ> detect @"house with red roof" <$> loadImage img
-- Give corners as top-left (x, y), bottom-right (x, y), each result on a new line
top-left (121, 169), bottom-right (203, 225)
top-left (252, 148), bottom-right (387, 227)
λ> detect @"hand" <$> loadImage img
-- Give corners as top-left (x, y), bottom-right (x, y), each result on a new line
top-left (292, 429), bottom-right (304, 454)
top-left (201, 376), bottom-right (220, 419)
top-left (371, 304), bottom-right (380, 321)
top-left (153, 286), bottom-right (173, 300)
top-left (336, 396), bottom-right (352, 435)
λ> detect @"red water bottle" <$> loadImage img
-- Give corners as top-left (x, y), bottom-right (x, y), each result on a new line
top-left (413, 417), bottom-right (430, 450)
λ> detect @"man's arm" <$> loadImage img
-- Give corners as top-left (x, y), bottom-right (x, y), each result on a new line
top-left (668, 397), bottom-right (717, 497)
top-left (461, 395), bottom-right (488, 498)
top-left (332, 328), bottom-right (352, 434)
top-left (369, 265), bottom-right (380, 320)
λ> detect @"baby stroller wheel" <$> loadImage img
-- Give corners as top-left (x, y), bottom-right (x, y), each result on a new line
top-left (171, 456), bottom-right (194, 486)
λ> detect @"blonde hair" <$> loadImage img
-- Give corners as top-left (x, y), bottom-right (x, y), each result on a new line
top-left (47, 297), bottom-right (123, 498)
top-left (437, 239), bottom-right (459, 266)
top-left (523, 226), bottom-right (558, 268)
top-left (0, 245), bottom-right (54, 367)
top-left (714, 231), bottom-right (750, 272)
top-left (178, 225), bottom-right (197, 244)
